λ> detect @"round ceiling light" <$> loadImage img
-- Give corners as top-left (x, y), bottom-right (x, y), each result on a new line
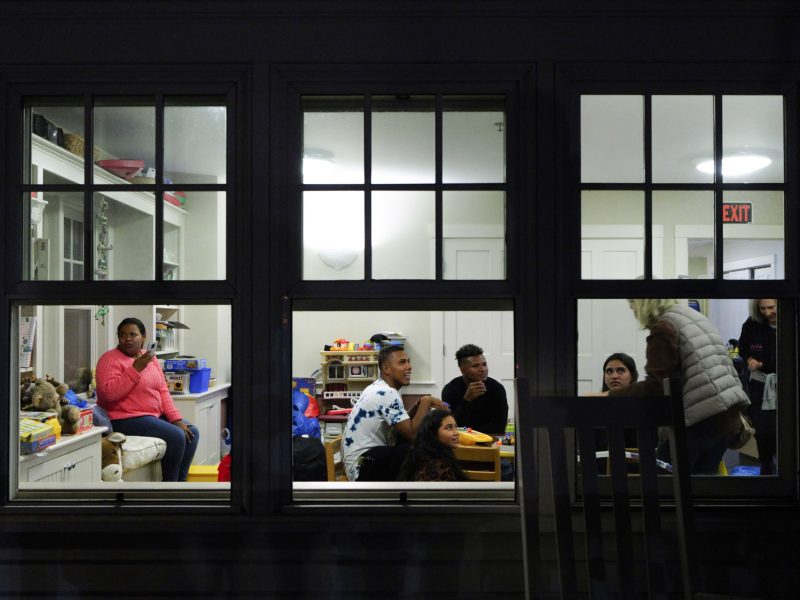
top-left (696, 154), bottom-right (772, 176)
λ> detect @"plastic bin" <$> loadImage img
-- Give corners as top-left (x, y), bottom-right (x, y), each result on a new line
top-left (189, 367), bottom-right (211, 393)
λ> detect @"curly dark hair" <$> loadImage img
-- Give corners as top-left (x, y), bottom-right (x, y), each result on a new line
top-left (398, 409), bottom-right (467, 481)
top-left (378, 345), bottom-right (405, 369)
top-left (455, 343), bottom-right (483, 366)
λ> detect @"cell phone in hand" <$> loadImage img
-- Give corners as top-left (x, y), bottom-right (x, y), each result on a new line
top-left (147, 341), bottom-right (158, 353)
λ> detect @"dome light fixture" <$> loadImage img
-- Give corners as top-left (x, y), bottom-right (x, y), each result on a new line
top-left (696, 154), bottom-right (772, 177)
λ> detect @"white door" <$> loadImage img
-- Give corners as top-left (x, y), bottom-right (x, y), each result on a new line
top-left (577, 239), bottom-right (648, 393)
top-left (443, 237), bottom-right (505, 280)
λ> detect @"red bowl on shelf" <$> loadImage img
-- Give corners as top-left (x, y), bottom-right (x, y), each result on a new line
top-left (96, 159), bottom-right (144, 180)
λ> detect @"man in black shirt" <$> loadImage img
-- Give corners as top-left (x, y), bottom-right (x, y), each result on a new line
top-left (441, 344), bottom-right (508, 435)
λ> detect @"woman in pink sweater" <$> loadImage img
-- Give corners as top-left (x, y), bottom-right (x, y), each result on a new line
top-left (96, 317), bottom-right (199, 481)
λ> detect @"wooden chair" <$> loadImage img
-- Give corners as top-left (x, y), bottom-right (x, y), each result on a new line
top-left (323, 435), bottom-right (347, 482)
top-left (453, 443), bottom-right (501, 481)
top-left (516, 377), bottom-right (697, 600)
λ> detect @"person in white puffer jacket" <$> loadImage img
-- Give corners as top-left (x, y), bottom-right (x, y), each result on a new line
top-left (607, 299), bottom-right (750, 474)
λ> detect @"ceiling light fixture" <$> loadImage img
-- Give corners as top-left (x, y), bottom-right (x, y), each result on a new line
top-left (696, 154), bottom-right (772, 176)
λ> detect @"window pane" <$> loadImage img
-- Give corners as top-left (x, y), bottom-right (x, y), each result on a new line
top-left (28, 103), bottom-right (85, 185)
top-left (303, 96), bottom-right (364, 184)
top-left (24, 192), bottom-right (84, 281)
top-left (578, 298), bottom-right (779, 477)
top-left (581, 191), bottom-right (644, 279)
top-left (581, 95), bottom-right (644, 183)
top-left (92, 192), bottom-right (155, 280)
top-left (372, 191), bottom-right (434, 279)
top-left (303, 191), bottom-right (364, 279)
top-left (15, 303), bottom-right (232, 495)
top-left (722, 95), bottom-right (784, 184)
top-left (93, 101), bottom-right (155, 184)
top-left (372, 95), bottom-right (435, 184)
top-left (652, 191), bottom-right (715, 279)
top-left (164, 100), bottom-right (227, 185)
top-left (652, 95), bottom-right (714, 183)
top-left (443, 96), bottom-right (505, 183)
top-left (292, 309), bottom-right (515, 495)
top-left (722, 191), bottom-right (784, 279)
top-left (163, 191), bottom-right (225, 280)
top-left (443, 191), bottom-right (505, 280)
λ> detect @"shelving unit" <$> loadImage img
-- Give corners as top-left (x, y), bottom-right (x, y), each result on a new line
top-left (320, 350), bottom-right (379, 394)
top-left (154, 305), bottom-right (182, 355)
top-left (29, 135), bottom-right (187, 282)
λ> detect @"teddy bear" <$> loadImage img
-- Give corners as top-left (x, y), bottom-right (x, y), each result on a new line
top-left (21, 377), bottom-right (81, 435)
top-left (100, 432), bottom-right (127, 482)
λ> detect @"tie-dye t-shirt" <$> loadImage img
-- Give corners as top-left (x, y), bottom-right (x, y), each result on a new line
top-left (341, 378), bottom-right (409, 481)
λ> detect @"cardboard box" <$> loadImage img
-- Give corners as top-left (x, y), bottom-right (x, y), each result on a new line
top-left (165, 371), bottom-right (190, 395)
top-left (20, 418), bottom-right (57, 454)
top-left (74, 407), bottom-right (93, 434)
top-left (20, 411), bottom-right (61, 439)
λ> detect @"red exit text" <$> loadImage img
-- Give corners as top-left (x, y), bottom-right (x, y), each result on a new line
top-left (722, 202), bottom-right (752, 224)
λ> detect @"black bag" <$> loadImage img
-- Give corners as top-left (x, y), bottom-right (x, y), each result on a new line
top-left (292, 435), bottom-right (326, 481)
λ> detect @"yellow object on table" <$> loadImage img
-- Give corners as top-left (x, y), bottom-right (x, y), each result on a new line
top-left (458, 428), bottom-right (494, 446)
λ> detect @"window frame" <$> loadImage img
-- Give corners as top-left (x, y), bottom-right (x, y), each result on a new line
top-left (2, 68), bottom-right (249, 511)
top-left (270, 64), bottom-right (532, 506)
top-left (559, 65), bottom-right (799, 500)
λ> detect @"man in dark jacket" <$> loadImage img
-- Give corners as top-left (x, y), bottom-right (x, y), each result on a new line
top-left (441, 344), bottom-right (508, 435)
top-left (738, 298), bottom-right (777, 475)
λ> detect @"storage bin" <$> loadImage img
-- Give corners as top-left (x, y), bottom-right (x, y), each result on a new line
top-left (164, 358), bottom-right (206, 371)
top-left (187, 464), bottom-right (218, 482)
top-left (189, 367), bottom-right (211, 393)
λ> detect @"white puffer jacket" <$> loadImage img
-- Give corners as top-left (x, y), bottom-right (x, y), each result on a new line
top-left (659, 304), bottom-right (750, 426)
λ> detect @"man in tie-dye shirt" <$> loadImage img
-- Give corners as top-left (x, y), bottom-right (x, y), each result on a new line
top-left (342, 346), bottom-right (444, 481)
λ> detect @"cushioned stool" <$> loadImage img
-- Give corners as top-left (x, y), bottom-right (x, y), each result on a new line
top-left (121, 436), bottom-right (166, 481)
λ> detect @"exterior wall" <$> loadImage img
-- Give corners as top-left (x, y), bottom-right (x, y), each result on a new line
top-left (2, 2), bottom-right (800, 597)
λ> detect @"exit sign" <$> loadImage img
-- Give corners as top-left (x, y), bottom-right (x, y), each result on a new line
top-left (722, 202), bottom-right (752, 223)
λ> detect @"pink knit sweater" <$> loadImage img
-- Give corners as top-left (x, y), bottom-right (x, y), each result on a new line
top-left (96, 348), bottom-right (182, 422)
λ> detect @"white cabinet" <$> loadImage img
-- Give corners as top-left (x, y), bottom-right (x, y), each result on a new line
top-left (172, 384), bottom-right (229, 465)
top-left (19, 426), bottom-right (106, 483)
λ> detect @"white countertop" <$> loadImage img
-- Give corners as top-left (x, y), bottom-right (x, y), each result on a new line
top-left (170, 382), bottom-right (230, 400)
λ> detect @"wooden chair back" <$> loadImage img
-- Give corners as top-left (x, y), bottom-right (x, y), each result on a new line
top-left (323, 435), bottom-right (347, 482)
top-left (516, 377), bottom-right (697, 600)
top-left (453, 443), bottom-right (501, 481)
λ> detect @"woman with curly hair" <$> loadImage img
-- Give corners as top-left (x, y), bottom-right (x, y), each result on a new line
top-left (399, 408), bottom-right (467, 481)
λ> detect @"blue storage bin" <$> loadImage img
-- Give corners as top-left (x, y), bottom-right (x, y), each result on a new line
top-left (189, 367), bottom-right (211, 393)
top-left (729, 465), bottom-right (760, 476)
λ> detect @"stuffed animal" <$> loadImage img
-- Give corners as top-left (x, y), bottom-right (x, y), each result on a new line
top-left (22, 377), bottom-right (81, 435)
top-left (100, 432), bottom-right (127, 482)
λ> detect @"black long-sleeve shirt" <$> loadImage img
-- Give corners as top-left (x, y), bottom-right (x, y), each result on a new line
top-left (441, 376), bottom-right (508, 435)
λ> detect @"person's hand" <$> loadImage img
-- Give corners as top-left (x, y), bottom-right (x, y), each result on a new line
top-left (747, 357), bottom-right (763, 372)
top-left (464, 381), bottom-right (487, 402)
top-left (422, 395), bottom-right (444, 409)
top-left (132, 350), bottom-right (156, 373)
top-left (172, 419), bottom-right (195, 443)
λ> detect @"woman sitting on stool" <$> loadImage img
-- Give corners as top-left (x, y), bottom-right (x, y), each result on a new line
top-left (96, 317), bottom-right (199, 482)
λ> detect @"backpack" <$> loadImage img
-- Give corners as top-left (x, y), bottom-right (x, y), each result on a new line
top-left (292, 435), bottom-right (326, 481)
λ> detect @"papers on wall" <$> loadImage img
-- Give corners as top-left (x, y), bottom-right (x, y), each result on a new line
top-left (19, 316), bottom-right (37, 368)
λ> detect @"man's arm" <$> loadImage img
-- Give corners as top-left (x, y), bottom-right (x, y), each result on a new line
top-left (395, 395), bottom-right (444, 441)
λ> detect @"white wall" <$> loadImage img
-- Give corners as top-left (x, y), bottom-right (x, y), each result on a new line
top-left (292, 311), bottom-right (437, 394)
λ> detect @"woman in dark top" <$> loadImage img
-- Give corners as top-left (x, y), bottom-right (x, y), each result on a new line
top-left (399, 409), bottom-right (467, 481)
top-left (738, 298), bottom-right (777, 474)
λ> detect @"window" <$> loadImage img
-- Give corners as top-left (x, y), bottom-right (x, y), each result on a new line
top-left (576, 89), bottom-right (795, 496)
top-left (580, 94), bottom-right (785, 280)
top-left (24, 97), bottom-right (227, 281)
top-left (301, 95), bottom-right (507, 281)
top-left (11, 82), bottom-right (237, 503)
